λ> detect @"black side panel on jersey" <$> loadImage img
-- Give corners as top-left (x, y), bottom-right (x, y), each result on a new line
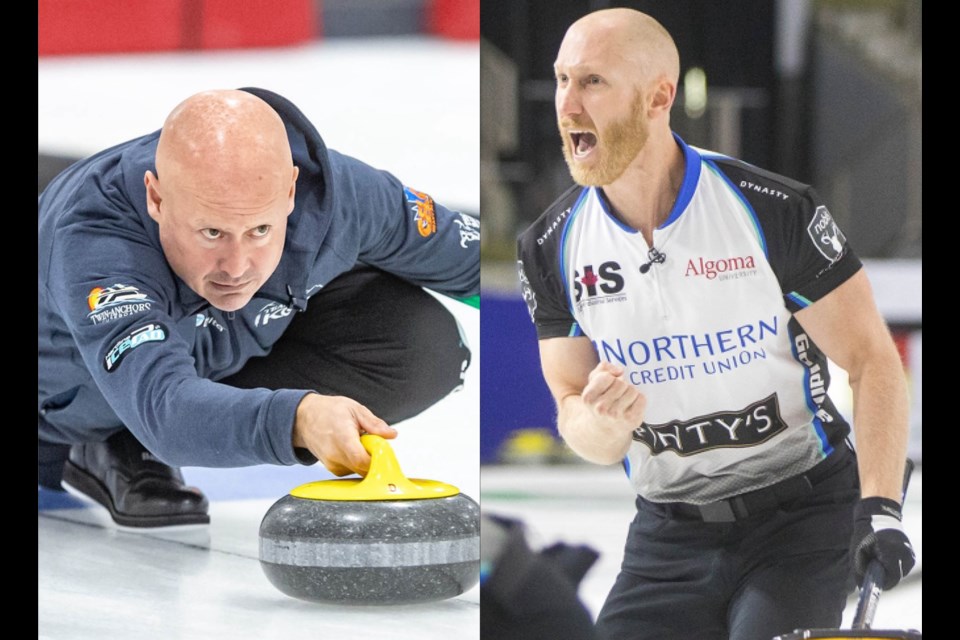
top-left (517, 185), bottom-right (584, 339)
top-left (706, 157), bottom-right (862, 312)
top-left (786, 315), bottom-right (852, 445)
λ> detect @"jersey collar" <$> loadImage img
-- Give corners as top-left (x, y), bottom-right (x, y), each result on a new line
top-left (592, 132), bottom-right (702, 233)
top-left (660, 132), bottom-right (702, 229)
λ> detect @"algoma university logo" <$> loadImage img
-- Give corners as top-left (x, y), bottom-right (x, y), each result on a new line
top-left (684, 255), bottom-right (757, 281)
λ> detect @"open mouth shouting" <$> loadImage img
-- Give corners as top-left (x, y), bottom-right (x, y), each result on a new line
top-left (569, 131), bottom-right (598, 159)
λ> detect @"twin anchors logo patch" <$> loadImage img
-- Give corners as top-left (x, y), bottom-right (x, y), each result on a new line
top-left (86, 283), bottom-right (154, 325)
top-left (632, 394), bottom-right (786, 456)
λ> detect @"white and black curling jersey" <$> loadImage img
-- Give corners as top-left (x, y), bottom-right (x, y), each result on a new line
top-left (517, 135), bottom-right (861, 504)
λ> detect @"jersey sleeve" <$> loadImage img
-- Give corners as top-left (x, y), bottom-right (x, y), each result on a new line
top-left (765, 187), bottom-right (862, 312)
top-left (332, 153), bottom-right (479, 300)
top-left (712, 157), bottom-right (863, 314)
top-left (47, 219), bottom-right (310, 468)
top-left (516, 202), bottom-right (582, 339)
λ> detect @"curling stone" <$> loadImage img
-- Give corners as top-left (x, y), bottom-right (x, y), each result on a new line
top-left (259, 434), bottom-right (480, 605)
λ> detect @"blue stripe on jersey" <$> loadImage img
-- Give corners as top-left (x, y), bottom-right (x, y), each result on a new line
top-left (788, 323), bottom-right (833, 456)
top-left (622, 456), bottom-right (631, 479)
top-left (569, 323), bottom-right (582, 337)
top-left (560, 187), bottom-right (591, 315)
top-left (787, 291), bottom-right (813, 308)
top-left (704, 159), bottom-right (769, 258)
top-left (597, 188), bottom-right (638, 233)
top-left (661, 134), bottom-right (703, 228)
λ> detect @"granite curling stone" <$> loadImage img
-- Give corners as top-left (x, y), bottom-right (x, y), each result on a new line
top-left (259, 434), bottom-right (480, 605)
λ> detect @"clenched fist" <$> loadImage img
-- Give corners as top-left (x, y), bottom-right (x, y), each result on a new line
top-left (581, 361), bottom-right (647, 434)
top-left (292, 393), bottom-right (397, 476)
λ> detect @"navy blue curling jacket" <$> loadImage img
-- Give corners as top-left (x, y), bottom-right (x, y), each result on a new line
top-left (38, 88), bottom-right (479, 468)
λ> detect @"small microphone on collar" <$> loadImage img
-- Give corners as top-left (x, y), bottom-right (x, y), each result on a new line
top-left (639, 247), bottom-right (667, 274)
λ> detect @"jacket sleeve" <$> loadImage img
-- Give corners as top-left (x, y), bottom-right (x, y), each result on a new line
top-left (331, 153), bottom-right (479, 299)
top-left (49, 220), bottom-right (311, 468)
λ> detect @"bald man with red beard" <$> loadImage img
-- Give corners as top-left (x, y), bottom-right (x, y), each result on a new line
top-left (517, 9), bottom-right (914, 640)
top-left (39, 88), bottom-right (478, 527)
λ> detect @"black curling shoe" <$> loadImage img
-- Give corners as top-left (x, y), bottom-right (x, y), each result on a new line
top-left (61, 430), bottom-right (210, 527)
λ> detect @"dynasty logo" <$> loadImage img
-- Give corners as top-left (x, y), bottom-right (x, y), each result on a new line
top-left (632, 394), bottom-right (786, 456)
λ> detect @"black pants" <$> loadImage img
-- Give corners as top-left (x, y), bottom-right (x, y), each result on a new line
top-left (595, 448), bottom-right (859, 640)
top-left (39, 267), bottom-right (470, 487)
top-left (221, 267), bottom-right (470, 424)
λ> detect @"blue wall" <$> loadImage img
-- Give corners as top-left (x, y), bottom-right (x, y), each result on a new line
top-left (480, 292), bottom-right (557, 462)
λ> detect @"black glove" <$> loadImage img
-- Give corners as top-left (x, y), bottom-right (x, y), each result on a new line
top-left (851, 496), bottom-right (916, 590)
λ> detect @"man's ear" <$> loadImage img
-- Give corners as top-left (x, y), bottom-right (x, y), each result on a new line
top-left (286, 166), bottom-right (299, 216)
top-left (144, 170), bottom-right (163, 223)
top-left (648, 77), bottom-right (677, 119)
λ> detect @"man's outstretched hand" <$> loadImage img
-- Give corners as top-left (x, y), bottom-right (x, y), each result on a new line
top-left (292, 393), bottom-right (397, 476)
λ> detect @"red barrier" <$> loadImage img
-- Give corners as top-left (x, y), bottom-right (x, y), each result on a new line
top-left (39, 0), bottom-right (184, 55)
top-left (39, 0), bottom-right (316, 56)
top-left (428, 0), bottom-right (479, 40)
top-left (200, 0), bottom-right (315, 49)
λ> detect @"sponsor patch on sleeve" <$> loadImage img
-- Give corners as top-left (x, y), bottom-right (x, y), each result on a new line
top-left (403, 186), bottom-right (437, 237)
top-left (806, 206), bottom-right (847, 264)
top-left (104, 323), bottom-right (168, 372)
top-left (454, 212), bottom-right (480, 248)
top-left (87, 283), bottom-right (155, 325)
top-left (517, 261), bottom-right (538, 322)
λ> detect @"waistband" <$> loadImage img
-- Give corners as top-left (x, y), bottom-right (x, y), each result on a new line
top-left (636, 444), bottom-right (854, 523)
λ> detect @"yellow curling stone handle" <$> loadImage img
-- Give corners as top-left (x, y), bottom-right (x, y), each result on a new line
top-left (290, 434), bottom-right (461, 501)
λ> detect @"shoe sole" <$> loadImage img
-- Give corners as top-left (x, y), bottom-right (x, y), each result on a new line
top-left (62, 460), bottom-right (210, 528)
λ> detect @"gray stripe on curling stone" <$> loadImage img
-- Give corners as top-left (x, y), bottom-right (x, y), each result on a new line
top-left (260, 536), bottom-right (480, 568)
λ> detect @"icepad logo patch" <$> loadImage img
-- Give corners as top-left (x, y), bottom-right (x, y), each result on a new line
top-left (807, 206), bottom-right (847, 263)
top-left (404, 186), bottom-right (437, 238)
top-left (104, 323), bottom-right (168, 372)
